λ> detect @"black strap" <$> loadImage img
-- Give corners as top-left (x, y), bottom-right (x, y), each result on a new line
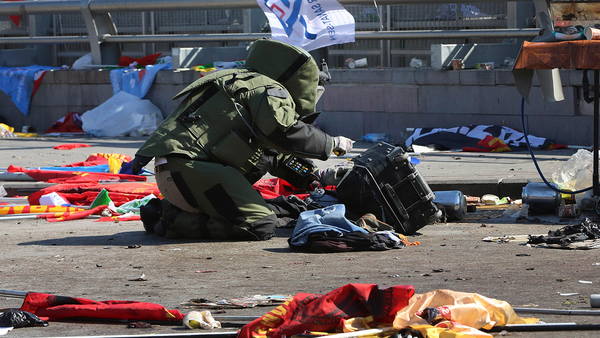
top-left (170, 171), bottom-right (199, 209)
top-left (583, 70), bottom-right (595, 104)
top-left (277, 54), bottom-right (309, 84)
top-left (177, 84), bottom-right (220, 122)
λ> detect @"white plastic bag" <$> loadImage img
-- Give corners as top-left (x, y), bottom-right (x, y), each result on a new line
top-left (81, 91), bottom-right (163, 137)
top-left (183, 311), bottom-right (221, 330)
top-left (72, 53), bottom-right (93, 70)
top-left (116, 194), bottom-right (157, 214)
top-left (39, 192), bottom-right (70, 206)
top-left (410, 58), bottom-right (424, 69)
top-left (552, 149), bottom-right (594, 192)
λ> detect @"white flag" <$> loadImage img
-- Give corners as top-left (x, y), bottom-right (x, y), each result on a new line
top-left (258, 0), bottom-right (355, 51)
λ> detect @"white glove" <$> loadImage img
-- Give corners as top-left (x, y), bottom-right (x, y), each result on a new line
top-left (333, 136), bottom-right (354, 156)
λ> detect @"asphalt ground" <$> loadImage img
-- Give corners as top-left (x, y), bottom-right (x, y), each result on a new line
top-left (1, 136), bottom-right (600, 338)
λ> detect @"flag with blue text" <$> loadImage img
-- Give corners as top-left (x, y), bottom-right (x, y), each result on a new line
top-left (258, 0), bottom-right (355, 51)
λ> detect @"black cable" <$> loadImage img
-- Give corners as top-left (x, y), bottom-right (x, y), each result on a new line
top-left (521, 97), bottom-right (593, 194)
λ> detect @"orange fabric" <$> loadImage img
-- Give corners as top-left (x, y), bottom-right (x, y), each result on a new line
top-left (393, 289), bottom-right (538, 338)
top-left (514, 40), bottom-right (600, 70)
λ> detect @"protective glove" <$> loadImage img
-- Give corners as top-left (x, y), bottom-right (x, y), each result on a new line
top-left (315, 165), bottom-right (352, 186)
top-left (119, 161), bottom-right (134, 175)
top-left (333, 136), bottom-right (354, 156)
top-left (119, 155), bottom-right (152, 175)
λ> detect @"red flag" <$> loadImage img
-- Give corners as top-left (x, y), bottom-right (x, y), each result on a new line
top-left (32, 69), bottom-right (47, 97)
top-left (239, 284), bottom-right (414, 338)
top-left (20, 292), bottom-right (184, 322)
top-left (4, 0), bottom-right (23, 27)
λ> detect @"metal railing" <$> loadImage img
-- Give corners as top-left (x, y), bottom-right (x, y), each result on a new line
top-left (0, 0), bottom-right (540, 67)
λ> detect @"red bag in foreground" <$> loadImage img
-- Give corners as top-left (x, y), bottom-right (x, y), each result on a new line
top-left (20, 292), bottom-right (184, 322)
top-left (239, 283), bottom-right (414, 338)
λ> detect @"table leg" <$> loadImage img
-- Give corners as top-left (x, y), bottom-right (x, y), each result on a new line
top-left (594, 70), bottom-right (599, 196)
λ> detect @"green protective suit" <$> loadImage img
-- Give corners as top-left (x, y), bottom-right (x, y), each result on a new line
top-left (136, 39), bottom-right (335, 241)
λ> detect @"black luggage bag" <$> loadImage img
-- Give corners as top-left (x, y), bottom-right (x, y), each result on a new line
top-left (336, 142), bottom-right (442, 235)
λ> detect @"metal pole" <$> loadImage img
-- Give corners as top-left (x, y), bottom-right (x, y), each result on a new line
top-left (97, 29), bottom-right (539, 44)
top-left (42, 332), bottom-right (239, 338)
top-left (0, 0), bottom-right (535, 16)
top-left (487, 322), bottom-right (600, 332)
top-left (514, 307), bottom-right (600, 316)
top-left (0, 28), bottom-right (539, 45)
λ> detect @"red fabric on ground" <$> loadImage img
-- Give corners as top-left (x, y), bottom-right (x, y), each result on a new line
top-left (45, 112), bottom-right (84, 134)
top-left (20, 292), bottom-right (184, 322)
top-left (62, 154), bottom-right (132, 167)
top-left (53, 143), bottom-right (92, 150)
top-left (7, 165), bottom-right (146, 184)
top-left (239, 283), bottom-right (415, 338)
top-left (28, 182), bottom-right (161, 207)
top-left (462, 135), bottom-right (511, 153)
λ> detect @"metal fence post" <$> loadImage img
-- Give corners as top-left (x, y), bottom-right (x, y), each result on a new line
top-left (80, 0), bottom-right (120, 65)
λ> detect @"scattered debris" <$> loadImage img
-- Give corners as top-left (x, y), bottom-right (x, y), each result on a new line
top-left (181, 295), bottom-right (291, 309)
top-left (558, 292), bottom-right (579, 296)
top-left (528, 218), bottom-right (600, 249)
top-left (127, 321), bottom-right (152, 328)
top-left (128, 274), bottom-right (147, 281)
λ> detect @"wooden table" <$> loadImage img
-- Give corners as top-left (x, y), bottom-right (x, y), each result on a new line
top-left (514, 40), bottom-right (600, 196)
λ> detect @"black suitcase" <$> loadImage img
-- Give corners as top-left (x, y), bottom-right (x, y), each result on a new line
top-left (336, 142), bottom-right (442, 235)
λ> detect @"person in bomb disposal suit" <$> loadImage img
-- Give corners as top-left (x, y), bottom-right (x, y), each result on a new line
top-left (122, 39), bottom-right (353, 241)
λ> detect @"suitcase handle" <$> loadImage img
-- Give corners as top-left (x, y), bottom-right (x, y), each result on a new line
top-left (382, 183), bottom-right (409, 220)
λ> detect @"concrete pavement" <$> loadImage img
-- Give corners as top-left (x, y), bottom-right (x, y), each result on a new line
top-left (0, 136), bottom-right (582, 199)
top-left (2, 136), bottom-right (600, 338)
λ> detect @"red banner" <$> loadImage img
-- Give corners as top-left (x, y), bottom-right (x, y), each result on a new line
top-left (20, 292), bottom-right (184, 322)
